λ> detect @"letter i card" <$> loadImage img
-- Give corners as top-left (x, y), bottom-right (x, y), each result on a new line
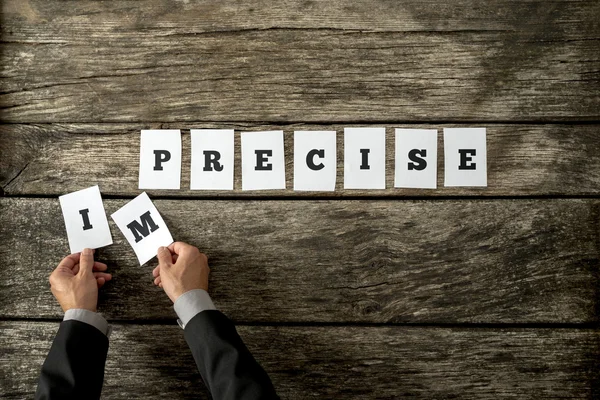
top-left (111, 192), bottom-right (174, 265)
top-left (59, 185), bottom-right (113, 254)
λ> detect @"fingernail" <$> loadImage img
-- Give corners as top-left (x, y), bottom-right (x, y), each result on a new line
top-left (83, 248), bottom-right (92, 255)
top-left (158, 246), bottom-right (166, 252)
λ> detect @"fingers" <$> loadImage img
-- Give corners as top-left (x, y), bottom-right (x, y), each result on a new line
top-left (152, 265), bottom-right (160, 278)
top-left (79, 248), bottom-right (94, 276)
top-left (50, 254), bottom-right (79, 283)
top-left (157, 246), bottom-right (173, 268)
top-left (167, 242), bottom-right (195, 255)
top-left (93, 272), bottom-right (112, 281)
top-left (153, 276), bottom-right (161, 286)
top-left (167, 242), bottom-right (180, 254)
top-left (58, 253), bottom-right (81, 270)
top-left (57, 250), bottom-right (99, 272)
top-left (93, 262), bottom-right (108, 272)
top-left (97, 277), bottom-right (106, 288)
top-left (73, 261), bottom-right (107, 275)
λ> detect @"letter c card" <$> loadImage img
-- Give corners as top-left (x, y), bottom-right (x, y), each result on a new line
top-left (59, 185), bottom-right (113, 254)
top-left (111, 192), bottom-right (173, 265)
top-left (139, 129), bottom-right (182, 190)
top-left (293, 131), bottom-right (336, 191)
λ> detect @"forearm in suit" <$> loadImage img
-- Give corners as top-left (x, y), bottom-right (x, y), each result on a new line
top-left (184, 310), bottom-right (279, 400)
top-left (35, 319), bottom-right (109, 400)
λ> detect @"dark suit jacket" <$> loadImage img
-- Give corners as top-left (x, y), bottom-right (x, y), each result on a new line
top-left (35, 311), bottom-right (279, 400)
top-left (35, 319), bottom-right (108, 399)
top-left (184, 310), bottom-right (279, 400)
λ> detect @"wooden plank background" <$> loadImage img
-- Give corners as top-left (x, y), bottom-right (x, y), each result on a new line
top-left (1, 0), bottom-right (599, 123)
top-left (1, 123), bottom-right (600, 197)
top-left (2, 322), bottom-right (599, 399)
top-left (1, 197), bottom-right (598, 323)
top-left (1, 0), bottom-right (599, 398)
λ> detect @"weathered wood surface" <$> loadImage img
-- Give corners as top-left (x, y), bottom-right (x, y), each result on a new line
top-left (1, 322), bottom-right (598, 399)
top-left (1, 197), bottom-right (597, 323)
top-left (3, 0), bottom-right (599, 36)
top-left (1, 0), bottom-right (599, 397)
top-left (1, 1), bottom-right (599, 123)
top-left (2, 123), bottom-right (599, 197)
top-left (2, 322), bottom-right (599, 399)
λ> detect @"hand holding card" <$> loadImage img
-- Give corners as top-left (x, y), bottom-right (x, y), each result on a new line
top-left (59, 185), bottom-right (113, 254)
top-left (111, 192), bottom-right (174, 265)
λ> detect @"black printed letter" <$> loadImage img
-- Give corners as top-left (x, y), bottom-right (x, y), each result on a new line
top-left (79, 208), bottom-right (93, 230)
top-left (360, 149), bottom-right (370, 170)
top-left (153, 150), bottom-right (171, 171)
top-left (255, 150), bottom-right (273, 171)
top-left (306, 149), bottom-right (325, 171)
top-left (203, 150), bottom-right (223, 172)
top-left (408, 149), bottom-right (427, 171)
top-left (126, 211), bottom-right (159, 243)
top-left (458, 149), bottom-right (477, 170)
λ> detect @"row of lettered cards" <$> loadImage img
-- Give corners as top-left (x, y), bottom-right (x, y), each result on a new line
top-left (140, 127), bottom-right (487, 191)
top-left (60, 187), bottom-right (172, 265)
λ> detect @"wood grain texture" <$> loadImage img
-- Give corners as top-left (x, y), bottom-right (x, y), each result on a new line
top-left (1, 321), bottom-right (598, 399)
top-left (1, 123), bottom-right (599, 197)
top-left (2, 0), bottom-right (598, 36)
top-left (1, 1), bottom-right (599, 122)
top-left (0, 197), bottom-right (598, 323)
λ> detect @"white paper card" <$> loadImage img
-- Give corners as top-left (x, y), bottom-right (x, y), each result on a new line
top-left (138, 129), bottom-right (182, 190)
top-left (190, 129), bottom-right (235, 190)
top-left (395, 129), bottom-right (438, 189)
top-left (444, 128), bottom-right (487, 187)
top-left (59, 185), bottom-right (113, 254)
top-left (111, 192), bottom-right (173, 265)
top-left (241, 131), bottom-right (286, 190)
top-left (294, 131), bottom-right (337, 191)
top-left (344, 127), bottom-right (386, 189)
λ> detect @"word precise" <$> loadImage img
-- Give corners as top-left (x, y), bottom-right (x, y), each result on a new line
top-left (138, 127), bottom-right (487, 191)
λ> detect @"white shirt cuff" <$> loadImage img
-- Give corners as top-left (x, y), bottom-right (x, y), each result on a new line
top-left (63, 309), bottom-right (110, 337)
top-left (173, 289), bottom-right (216, 329)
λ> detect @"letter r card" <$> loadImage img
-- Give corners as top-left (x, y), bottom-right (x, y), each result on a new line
top-left (59, 185), bottom-right (113, 254)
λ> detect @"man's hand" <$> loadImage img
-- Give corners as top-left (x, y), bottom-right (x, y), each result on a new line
top-left (49, 248), bottom-right (113, 312)
top-left (153, 242), bottom-right (210, 303)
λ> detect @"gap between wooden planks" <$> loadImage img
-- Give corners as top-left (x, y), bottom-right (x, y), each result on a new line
top-left (1, 123), bottom-right (599, 197)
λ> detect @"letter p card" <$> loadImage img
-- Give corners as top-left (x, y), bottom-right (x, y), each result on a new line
top-left (111, 192), bottom-right (173, 265)
top-left (59, 185), bottom-right (113, 254)
top-left (139, 129), bottom-right (182, 190)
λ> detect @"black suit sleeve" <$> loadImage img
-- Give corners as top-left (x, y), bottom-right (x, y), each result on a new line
top-left (35, 320), bottom-right (109, 400)
top-left (183, 310), bottom-right (279, 400)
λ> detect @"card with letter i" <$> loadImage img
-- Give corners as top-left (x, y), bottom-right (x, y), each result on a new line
top-left (59, 185), bottom-right (113, 254)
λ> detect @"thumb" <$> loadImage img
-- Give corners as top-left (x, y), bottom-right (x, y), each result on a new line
top-left (79, 248), bottom-right (94, 276)
top-left (157, 246), bottom-right (173, 270)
